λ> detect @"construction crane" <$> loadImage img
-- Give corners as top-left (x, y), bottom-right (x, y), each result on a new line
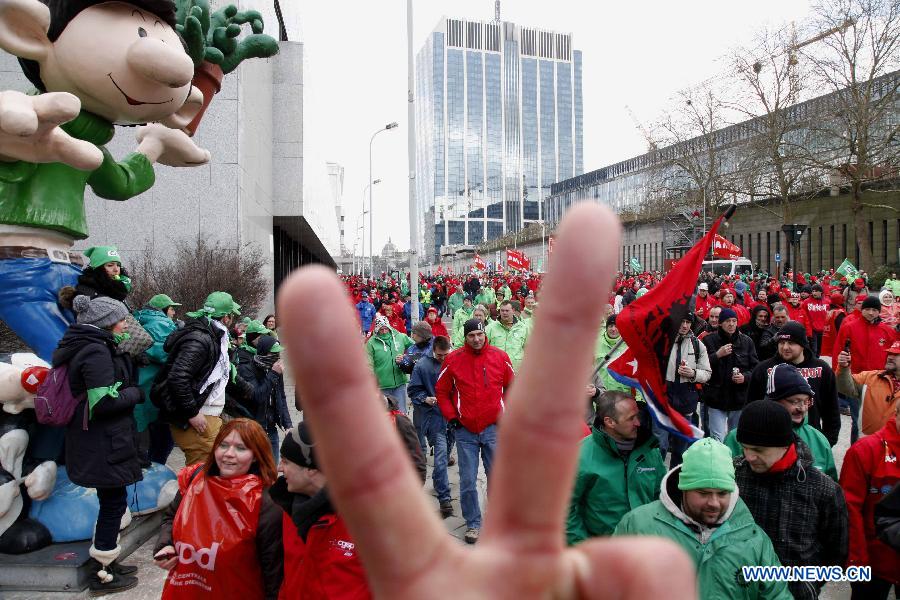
top-left (625, 105), bottom-right (658, 152)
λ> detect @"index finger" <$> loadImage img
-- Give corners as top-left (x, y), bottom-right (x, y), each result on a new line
top-left (277, 268), bottom-right (449, 587)
top-left (484, 204), bottom-right (621, 552)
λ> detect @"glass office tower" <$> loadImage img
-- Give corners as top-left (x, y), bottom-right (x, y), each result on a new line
top-left (416, 18), bottom-right (583, 262)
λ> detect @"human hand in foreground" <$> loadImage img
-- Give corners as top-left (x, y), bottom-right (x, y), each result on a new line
top-left (277, 204), bottom-right (696, 599)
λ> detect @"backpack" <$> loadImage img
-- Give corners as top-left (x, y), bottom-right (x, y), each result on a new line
top-left (34, 363), bottom-right (88, 430)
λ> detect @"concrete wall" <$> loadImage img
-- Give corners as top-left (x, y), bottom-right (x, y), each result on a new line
top-left (0, 40), bottom-right (306, 317)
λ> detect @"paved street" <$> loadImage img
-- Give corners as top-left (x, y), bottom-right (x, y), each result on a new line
top-left (1, 385), bottom-right (892, 599)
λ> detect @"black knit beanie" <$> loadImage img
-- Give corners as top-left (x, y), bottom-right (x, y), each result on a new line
top-left (280, 422), bottom-right (317, 469)
top-left (736, 401), bottom-right (793, 447)
top-left (861, 295), bottom-right (881, 310)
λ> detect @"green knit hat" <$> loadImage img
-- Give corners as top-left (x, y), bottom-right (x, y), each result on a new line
top-left (187, 291), bottom-right (241, 318)
top-left (83, 246), bottom-right (121, 269)
top-left (678, 438), bottom-right (736, 492)
top-left (148, 294), bottom-right (181, 310)
top-left (244, 320), bottom-right (271, 335)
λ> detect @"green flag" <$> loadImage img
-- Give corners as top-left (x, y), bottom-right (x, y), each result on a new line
top-left (630, 257), bottom-right (642, 272)
top-left (835, 258), bottom-right (858, 279)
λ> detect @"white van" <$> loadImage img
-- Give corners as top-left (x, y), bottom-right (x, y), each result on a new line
top-left (701, 258), bottom-right (754, 277)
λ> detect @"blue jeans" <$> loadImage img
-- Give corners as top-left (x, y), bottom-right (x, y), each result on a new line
top-left (0, 257), bottom-right (80, 361)
top-left (382, 384), bottom-right (408, 413)
top-left (707, 408), bottom-right (742, 442)
top-left (455, 424), bottom-right (497, 529)
top-left (842, 394), bottom-right (860, 444)
top-left (419, 406), bottom-right (451, 502)
top-left (267, 425), bottom-right (280, 463)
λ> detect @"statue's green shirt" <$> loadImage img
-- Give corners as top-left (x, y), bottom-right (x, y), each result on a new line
top-left (0, 110), bottom-right (155, 240)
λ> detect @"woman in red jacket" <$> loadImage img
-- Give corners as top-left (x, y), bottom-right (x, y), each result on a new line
top-left (839, 402), bottom-right (900, 600)
top-left (154, 419), bottom-right (283, 599)
top-left (425, 307), bottom-right (449, 337)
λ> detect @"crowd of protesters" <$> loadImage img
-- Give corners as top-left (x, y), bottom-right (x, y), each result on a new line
top-left (340, 264), bottom-right (899, 599)
top-left (42, 241), bottom-right (900, 598)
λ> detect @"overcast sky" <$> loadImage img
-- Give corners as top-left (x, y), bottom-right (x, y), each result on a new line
top-left (294, 0), bottom-right (814, 255)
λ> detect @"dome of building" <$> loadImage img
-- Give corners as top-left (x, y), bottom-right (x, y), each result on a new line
top-left (381, 237), bottom-right (398, 257)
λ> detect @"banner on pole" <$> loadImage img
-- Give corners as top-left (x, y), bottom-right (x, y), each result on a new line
top-left (629, 257), bottom-right (642, 272)
top-left (712, 234), bottom-right (742, 259)
top-left (835, 258), bottom-right (859, 279)
top-left (473, 253), bottom-right (486, 272)
top-left (507, 249), bottom-right (530, 271)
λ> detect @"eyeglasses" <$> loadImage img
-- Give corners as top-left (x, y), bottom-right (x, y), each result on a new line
top-left (782, 397), bottom-right (812, 408)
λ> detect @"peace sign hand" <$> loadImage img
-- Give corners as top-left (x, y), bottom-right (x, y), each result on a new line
top-left (277, 204), bottom-right (695, 599)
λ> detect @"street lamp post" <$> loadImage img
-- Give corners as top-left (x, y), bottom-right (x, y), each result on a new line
top-left (361, 179), bottom-right (381, 278)
top-left (369, 122), bottom-right (399, 279)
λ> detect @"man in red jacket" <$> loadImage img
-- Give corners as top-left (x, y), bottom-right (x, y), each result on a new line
top-left (803, 284), bottom-right (830, 357)
top-left (437, 318), bottom-right (514, 544)
top-left (839, 400), bottom-right (900, 600)
top-left (835, 296), bottom-right (898, 374)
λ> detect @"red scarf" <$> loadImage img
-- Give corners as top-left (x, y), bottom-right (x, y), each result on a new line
top-left (767, 443), bottom-right (798, 474)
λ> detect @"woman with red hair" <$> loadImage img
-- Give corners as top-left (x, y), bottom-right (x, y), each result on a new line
top-left (154, 418), bottom-right (283, 599)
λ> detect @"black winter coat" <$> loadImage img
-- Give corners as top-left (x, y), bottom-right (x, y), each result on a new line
top-left (237, 358), bottom-right (292, 432)
top-left (734, 439), bottom-right (849, 600)
top-left (75, 266), bottom-right (130, 304)
top-left (701, 329), bottom-right (759, 411)
top-left (152, 317), bottom-right (252, 426)
top-left (52, 324), bottom-right (142, 489)
top-left (748, 354), bottom-right (841, 446)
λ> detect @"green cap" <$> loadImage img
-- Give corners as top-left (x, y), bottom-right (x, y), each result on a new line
top-left (678, 438), bottom-right (736, 492)
top-left (83, 246), bottom-right (121, 269)
top-left (187, 291), bottom-right (241, 318)
top-left (269, 342), bottom-right (284, 353)
top-left (241, 317), bottom-right (252, 324)
top-left (244, 320), bottom-right (271, 335)
top-left (148, 294), bottom-right (182, 310)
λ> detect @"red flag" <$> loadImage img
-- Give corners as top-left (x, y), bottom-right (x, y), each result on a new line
top-left (712, 234), bottom-right (742, 259)
top-left (611, 212), bottom-right (730, 440)
top-left (506, 249), bottom-right (530, 271)
top-left (474, 253), bottom-right (486, 271)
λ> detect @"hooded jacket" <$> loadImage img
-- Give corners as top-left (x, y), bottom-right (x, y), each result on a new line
top-left (566, 417), bottom-right (665, 544)
top-left (614, 466), bottom-right (791, 600)
top-left (839, 416), bottom-right (900, 585)
top-left (740, 305), bottom-right (771, 352)
top-left (52, 324), bottom-right (143, 488)
top-left (355, 300), bottom-right (376, 332)
top-left (734, 438), bottom-right (849, 600)
top-left (238, 337), bottom-right (292, 432)
top-left (702, 328), bottom-right (759, 411)
top-left (436, 340), bottom-right (514, 433)
top-left (365, 327), bottom-right (414, 388)
top-left (748, 354), bottom-right (840, 446)
top-left (451, 305), bottom-right (475, 347)
top-left (133, 306), bottom-right (178, 432)
top-left (152, 317), bottom-right (251, 425)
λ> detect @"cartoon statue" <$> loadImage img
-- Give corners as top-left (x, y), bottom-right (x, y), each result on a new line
top-left (0, 0), bottom-right (277, 557)
top-left (0, 0), bottom-right (210, 362)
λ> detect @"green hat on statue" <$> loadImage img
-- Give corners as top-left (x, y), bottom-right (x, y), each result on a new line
top-left (244, 320), bottom-right (271, 335)
top-left (148, 294), bottom-right (182, 310)
top-left (83, 246), bottom-right (122, 269)
top-left (187, 291), bottom-right (241, 318)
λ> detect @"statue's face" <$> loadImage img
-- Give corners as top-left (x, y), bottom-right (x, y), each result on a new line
top-left (40, 2), bottom-right (195, 124)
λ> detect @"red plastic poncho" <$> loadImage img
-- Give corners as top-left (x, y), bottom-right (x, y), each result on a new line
top-left (162, 466), bottom-right (266, 600)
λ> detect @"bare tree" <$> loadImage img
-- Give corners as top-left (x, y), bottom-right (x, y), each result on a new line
top-left (130, 236), bottom-right (269, 318)
top-left (653, 85), bottom-right (738, 221)
top-left (729, 27), bottom-right (823, 223)
top-left (801, 0), bottom-right (900, 272)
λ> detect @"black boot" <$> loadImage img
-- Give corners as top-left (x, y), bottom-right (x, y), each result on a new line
top-left (86, 558), bottom-right (138, 576)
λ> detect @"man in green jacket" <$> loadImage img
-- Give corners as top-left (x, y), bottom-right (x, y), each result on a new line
top-left (485, 300), bottom-right (529, 371)
top-left (451, 296), bottom-right (475, 347)
top-left (724, 363), bottom-right (837, 481)
top-left (594, 315), bottom-right (642, 400)
top-left (447, 285), bottom-right (466, 317)
top-left (615, 439), bottom-right (791, 600)
top-left (566, 392), bottom-right (665, 544)
top-left (474, 285), bottom-right (496, 311)
top-left (366, 314), bottom-right (414, 412)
